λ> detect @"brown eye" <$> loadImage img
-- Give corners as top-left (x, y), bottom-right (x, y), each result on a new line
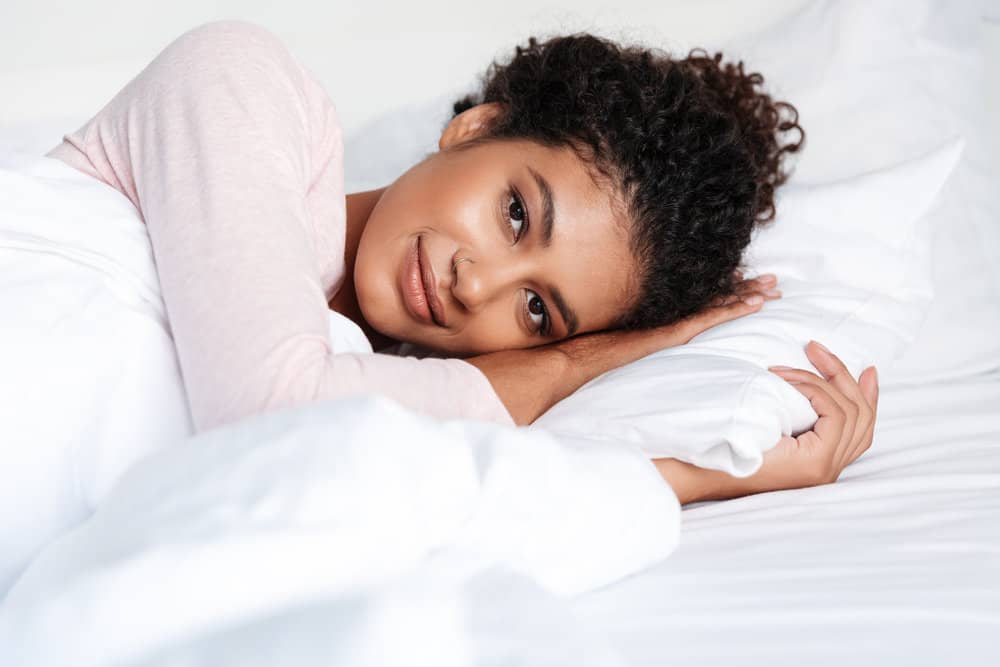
top-left (525, 289), bottom-right (550, 336)
top-left (505, 189), bottom-right (528, 240)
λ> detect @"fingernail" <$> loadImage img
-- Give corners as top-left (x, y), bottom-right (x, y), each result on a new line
top-left (768, 365), bottom-right (794, 371)
top-left (873, 366), bottom-right (879, 384)
top-left (746, 295), bottom-right (763, 305)
top-left (764, 288), bottom-right (782, 297)
top-left (810, 340), bottom-right (831, 354)
top-left (759, 273), bottom-right (777, 283)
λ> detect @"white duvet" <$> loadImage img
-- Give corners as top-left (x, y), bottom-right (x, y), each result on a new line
top-left (1, 394), bottom-right (679, 666)
top-left (0, 151), bottom-right (681, 665)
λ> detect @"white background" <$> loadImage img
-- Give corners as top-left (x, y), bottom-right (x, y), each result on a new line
top-left (1, 0), bottom-right (996, 151)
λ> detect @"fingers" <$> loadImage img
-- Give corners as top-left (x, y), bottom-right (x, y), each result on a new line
top-left (768, 342), bottom-right (881, 473)
top-left (735, 273), bottom-right (780, 299)
top-left (803, 341), bottom-right (867, 409)
top-left (710, 274), bottom-right (781, 307)
top-left (804, 342), bottom-right (877, 466)
top-left (769, 375), bottom-right (849, 483)
top-left (768, 362), bottom-right (859, 453)
top-left (772, 340), bottom-right (873, 465)
top-left (704, 295), bottom-right (765, 327)
top-left (848, 366), bottom-right (880, 464)
top-left (859, 364), bottom-right (879, 409)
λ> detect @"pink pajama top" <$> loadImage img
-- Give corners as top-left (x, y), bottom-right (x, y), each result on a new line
top-left (46, 20), bottom-right (516, 433)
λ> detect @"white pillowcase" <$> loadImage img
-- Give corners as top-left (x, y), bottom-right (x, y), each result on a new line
top-left (719, 0), bottom-right (1000, 384)
top-left (533, 139), bottom-right (962, 476)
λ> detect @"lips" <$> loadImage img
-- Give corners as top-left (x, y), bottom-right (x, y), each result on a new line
top-left (417, 236), bottom-right (447, 327)
top-left (400, 235), bottom-right (445, 327)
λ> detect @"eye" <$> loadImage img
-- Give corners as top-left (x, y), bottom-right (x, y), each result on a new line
top-left (524, 289), bottom-right (551, 337)
top-left (504, 186), bottom-right (551, 337)
top-left (504, 187), bottom-right (528, 242)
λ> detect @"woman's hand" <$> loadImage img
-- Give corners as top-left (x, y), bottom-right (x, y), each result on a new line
top-left (751, 340), bottom-right (880, 489)
top-left (653, 340), bottom-right (879, 504)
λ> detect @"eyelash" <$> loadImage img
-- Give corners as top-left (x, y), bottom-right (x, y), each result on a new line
top-left (504, 186), bottom-right (552, 337)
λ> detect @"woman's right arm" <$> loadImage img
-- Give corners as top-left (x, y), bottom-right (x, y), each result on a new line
top-left (466, 278), bottom-right (777, 426)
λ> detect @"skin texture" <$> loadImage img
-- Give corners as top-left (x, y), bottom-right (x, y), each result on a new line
top-left (329, 102), bottom-right (637, 356)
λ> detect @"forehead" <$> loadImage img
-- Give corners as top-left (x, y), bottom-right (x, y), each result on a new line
top-left (492, 139), bottom-right (638, 331)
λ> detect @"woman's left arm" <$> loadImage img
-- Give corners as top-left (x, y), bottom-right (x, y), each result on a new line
top-left (653, 341), bottom-right (880, 504)
top-left (47, 20), bottom-right (519, 433)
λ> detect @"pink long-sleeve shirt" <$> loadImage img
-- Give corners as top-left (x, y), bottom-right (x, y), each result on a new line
top-left (46, 20), bottom-right (516, 433)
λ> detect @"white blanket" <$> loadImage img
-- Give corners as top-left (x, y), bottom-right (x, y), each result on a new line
top-left (0, 150), bottom-right (681, 665)
top-left (0, 150), bottom-right (361, 593)
top-left (1, 394), bottom-right (679, 666)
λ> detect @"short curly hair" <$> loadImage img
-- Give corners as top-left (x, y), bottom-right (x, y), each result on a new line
top-left (448, 33), bottom-right (805, 332)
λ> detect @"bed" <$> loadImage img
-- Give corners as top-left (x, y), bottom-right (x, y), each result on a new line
top-left (571, 372), bottom-right (1000, 665)
top-left (1, 1), bottom-right (998, 665)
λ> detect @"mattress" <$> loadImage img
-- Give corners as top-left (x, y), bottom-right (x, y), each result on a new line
top-left (570, 370), bottom-right (1000, 665)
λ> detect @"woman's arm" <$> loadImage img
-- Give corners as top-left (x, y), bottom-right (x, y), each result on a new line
top-left (652, 341), bottom-right (880, 504)
top-left (46, 21), bottom-right (519, 432)
top-left (45, 19), bottom-right (775, 433)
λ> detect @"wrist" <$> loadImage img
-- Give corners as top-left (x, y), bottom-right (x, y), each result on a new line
top-left (553, 328), bottom-right (647, 389)
top-left (652, 457), bottom-right (711, 505)
top-left (652, 457), bottom-right (757, 505)
top-left (465, 344), bottom-right (571, 426)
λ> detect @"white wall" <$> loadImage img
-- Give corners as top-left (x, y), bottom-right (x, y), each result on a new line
top-left (986, 17), bottom-right (1000, 162)
top-left (1, 1), bottom-right (996, 156)
top-left (0, 0), bottom-right (809, 135)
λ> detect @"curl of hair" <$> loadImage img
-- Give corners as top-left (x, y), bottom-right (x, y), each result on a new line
top-left (450, 34), bottom-right (805, 331)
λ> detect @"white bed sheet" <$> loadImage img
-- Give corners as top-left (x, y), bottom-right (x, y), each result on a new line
top-left (569, 371), bottom-right (1000, 665)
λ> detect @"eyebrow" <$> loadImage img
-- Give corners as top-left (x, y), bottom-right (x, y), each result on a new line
top-left (525, 165), bottom-right (579, 338)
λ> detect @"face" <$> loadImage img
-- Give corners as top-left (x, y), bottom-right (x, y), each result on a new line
top-left (353, 109), bottom-right (637, 357)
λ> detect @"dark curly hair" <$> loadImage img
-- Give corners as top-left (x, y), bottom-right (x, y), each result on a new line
top-left (448, 33), bottom-right (804, 332)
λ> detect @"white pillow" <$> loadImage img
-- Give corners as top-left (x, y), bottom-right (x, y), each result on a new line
top-left (717, 0), bottom-right (1000, 384)
top-left (533, 139), bottom-right (962, 476)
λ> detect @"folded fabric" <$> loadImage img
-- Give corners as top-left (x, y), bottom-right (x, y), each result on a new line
top-left (719, 0), bottom-right (1000, 383)
top-left (0, 151), bottom-right (373, 598)
top-left (0, 394), bottom-right (678, 665)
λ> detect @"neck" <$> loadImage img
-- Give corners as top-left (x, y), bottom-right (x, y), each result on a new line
top-left (329, 187), bottom-right (398, 352)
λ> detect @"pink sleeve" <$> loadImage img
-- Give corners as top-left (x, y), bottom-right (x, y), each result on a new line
top-left (46, 20), bottom-right (515, 433)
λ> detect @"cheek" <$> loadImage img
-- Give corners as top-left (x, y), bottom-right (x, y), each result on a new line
top-left (352, 234), bottom-right (403, 331)
top-left (458, 309), bottom-right (524, 354)
top-left (410, 312), bottom-right (520, 357)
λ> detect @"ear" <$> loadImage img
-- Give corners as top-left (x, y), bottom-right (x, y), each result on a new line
top-left (438, 102), bottom-right (506, 151)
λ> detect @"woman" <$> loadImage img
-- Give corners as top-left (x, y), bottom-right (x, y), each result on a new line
top-left (45, 20), bottom-right (877, 504)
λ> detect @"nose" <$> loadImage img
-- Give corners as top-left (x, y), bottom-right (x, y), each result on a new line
top-left (451, 253), bottom-right (524, 313)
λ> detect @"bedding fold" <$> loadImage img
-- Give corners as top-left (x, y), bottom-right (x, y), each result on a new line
top-left (0, 394), bottom-right (679, 666)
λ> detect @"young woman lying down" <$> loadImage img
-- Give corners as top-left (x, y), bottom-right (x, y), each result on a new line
top-left (46, 20), bottom-right (878, 505)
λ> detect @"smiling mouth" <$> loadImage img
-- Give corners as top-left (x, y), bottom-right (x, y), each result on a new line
top-left (418, 236), bottom-right (446, 327)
